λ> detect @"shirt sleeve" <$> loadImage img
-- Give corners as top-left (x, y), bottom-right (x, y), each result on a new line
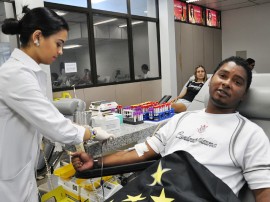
top-left (147, 113), bottom-right (183, 156)
top-left (186, 81), bottom-right (192, 88)
top-left (240, 126), bottom-right (270, 190)
top-left (3, 66), bottom-right (85, 145)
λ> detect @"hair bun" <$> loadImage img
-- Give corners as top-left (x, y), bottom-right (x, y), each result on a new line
top-left (22, 5), bottom-right (31, 14)
top-left (1, 18), bottom-right (20, 35)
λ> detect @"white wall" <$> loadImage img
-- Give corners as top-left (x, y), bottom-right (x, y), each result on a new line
top-left (159, 0), bottom-right (178, 98)
top-left (222, 3), bottom-right (270, 73)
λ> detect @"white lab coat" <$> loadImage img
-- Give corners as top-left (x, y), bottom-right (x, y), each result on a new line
top-left (0, 49), bottom-right (85, 201)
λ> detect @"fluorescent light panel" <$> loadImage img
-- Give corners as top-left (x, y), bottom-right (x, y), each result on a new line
top-left (55, 11), bottom-right (67, 16)
top-left (119, 21), bottom-right (144, 28)
top-left (94, 18), bottom-right (117, 25)
top-left (63, 44), bottom-right (82, 49)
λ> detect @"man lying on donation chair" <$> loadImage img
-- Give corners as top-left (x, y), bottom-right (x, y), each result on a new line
top-left (72, 56), bottom-right (270, 202)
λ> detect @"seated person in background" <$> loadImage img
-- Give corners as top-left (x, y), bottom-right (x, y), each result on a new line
top-left (114, 69), bottom-right (121, 82)
top-left (72, 56), bottom-right (270, 200)
top-left (79, 68), bottom-right (92, 84)
top-left (58, 62), bottom-right (68, 86)
top-left (141, 64), bottom-right (151, 79)
top-left (69, 73), bottom-right (81, 86)
top-left (171, 65), bottom-right (207, 113)
top-left (246, 58), bottom-right (256, 73)
top-left (51, 72), bottom-right (59, 87)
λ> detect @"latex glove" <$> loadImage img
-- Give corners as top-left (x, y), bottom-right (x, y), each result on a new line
top-left (93, 127), bottom-right (115, 141)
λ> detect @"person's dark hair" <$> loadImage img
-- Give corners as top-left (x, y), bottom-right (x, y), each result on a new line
top-left (194, 65), bottom-right (207, 82)
top-left (246, 58), bottom-right (255, 65)
top-left (2, 6), bottom-right (69, 47)
top-left (141, 64), bottom-right (149, 71)
top-left (213, 56), bottom-right (252, 92)
top-left (51, 72), bottom-right (59, 81)
top-left (84, 69), bottom-right (90, 73)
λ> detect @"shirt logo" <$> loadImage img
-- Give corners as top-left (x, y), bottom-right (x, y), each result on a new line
top-left (197, 125), bottom-right (208, 134)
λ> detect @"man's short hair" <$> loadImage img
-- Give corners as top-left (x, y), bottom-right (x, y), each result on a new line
top-left (213, 56), bottom-right (252, 92)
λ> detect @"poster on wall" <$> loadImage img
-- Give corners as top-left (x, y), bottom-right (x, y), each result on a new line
top-left (206, 8), bottom-right (220, 27)
top-left (174, 0), bottom-right (187, 22)
top-left (188, 4), bottom-right (205, 25)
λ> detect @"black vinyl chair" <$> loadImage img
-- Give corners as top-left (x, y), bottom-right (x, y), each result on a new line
top-left (75, 160), bottom-right (157, 179)
top-left (37, 138), bottom-right (64, 178)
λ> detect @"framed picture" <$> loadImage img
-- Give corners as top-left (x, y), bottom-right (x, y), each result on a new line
top-left (174, 0), bottom-right (187, 22)
top-left (206, 8), bottom-right (220, 27)
top-left (188, 4), bottom-right (205, 25)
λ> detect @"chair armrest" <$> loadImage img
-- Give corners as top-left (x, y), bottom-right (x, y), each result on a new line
top-left (75, 160), bottom-right (157, 179)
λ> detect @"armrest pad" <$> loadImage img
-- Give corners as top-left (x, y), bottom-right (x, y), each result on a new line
top-left (75, 160), bottom-right (157, 179)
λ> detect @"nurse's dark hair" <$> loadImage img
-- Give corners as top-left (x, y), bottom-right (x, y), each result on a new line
top-left (1, 6), bottom-right (69, 47)
top-left (213, 56), bottom-right (252, 92)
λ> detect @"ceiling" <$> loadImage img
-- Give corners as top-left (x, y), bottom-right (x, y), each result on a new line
top-left (184, 0), bottom-right (270, 11)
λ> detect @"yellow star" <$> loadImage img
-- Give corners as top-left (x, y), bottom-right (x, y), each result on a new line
top-left (148, 161), bottom-right (171, 186)
top-left (151, 188), bottom-right (174, 202)
top-left (122, 194), bottom-right (146, 202)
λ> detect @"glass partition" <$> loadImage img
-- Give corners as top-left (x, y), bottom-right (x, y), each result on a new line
top-left (44, 0), bottom-right (160, 92)
top-left (130, 0), bottom-right (157, 18)
top-left (93, 14), bottom-right (130, 83)
top-left (50, 10), bottom-right (92, 90)
top-left (91, 0), bottom-right (127, 14)
top-left (45, 0), bottom-right (87, 7)
top-left (133, 21), bottom-right (159, 80)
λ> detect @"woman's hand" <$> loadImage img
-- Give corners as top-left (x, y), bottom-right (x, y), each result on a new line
top-left (170, 97), bottom-right (179, 103)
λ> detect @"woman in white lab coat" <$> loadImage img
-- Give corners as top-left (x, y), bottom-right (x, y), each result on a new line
top-left (0, 6), bottom-right (113, 202)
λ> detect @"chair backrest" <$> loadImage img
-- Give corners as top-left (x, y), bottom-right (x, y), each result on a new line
top-left (188, 73), bottom-right (270, 201)
top-left (188, 73), bottom-right (270, 136)
top-left (179, 74), bottom-right (212, 95)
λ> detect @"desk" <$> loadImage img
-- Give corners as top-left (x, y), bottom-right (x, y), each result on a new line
top-left (83, 122), bottom-right (164, 157)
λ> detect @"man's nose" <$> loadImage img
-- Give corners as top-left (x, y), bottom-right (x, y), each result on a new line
top-left (222, 79), bottom-right (231, 88)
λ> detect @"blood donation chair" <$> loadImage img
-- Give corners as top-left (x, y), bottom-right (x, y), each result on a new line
top-left (75, 73), bottom-right (270, 201)
top-left (189, 73), bottom-right (270, 201)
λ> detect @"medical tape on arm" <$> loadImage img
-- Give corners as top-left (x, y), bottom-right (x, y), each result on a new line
top-left (134, 142), bottom-right (149, 157)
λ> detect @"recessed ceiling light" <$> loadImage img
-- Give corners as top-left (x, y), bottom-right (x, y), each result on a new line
top-left (94, 18), bottom-right (117, 25)
top-left (63, 45), bottom-right (82, 49)
top-left (55, 11), bottom-right (67, 16)
top-left (119, 21), bottom-right (144, 28)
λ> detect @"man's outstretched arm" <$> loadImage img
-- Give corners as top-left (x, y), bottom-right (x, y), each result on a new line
top-left (253, 188), bottom-right (270, 202)
top-left (72, 142), bottom-right (158, 172)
